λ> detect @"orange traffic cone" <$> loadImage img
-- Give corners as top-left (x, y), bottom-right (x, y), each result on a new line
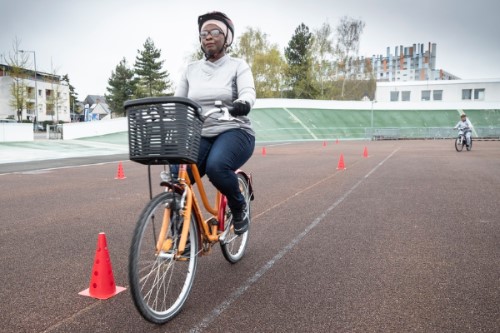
top-left (363, 146), bottom-right (369, 158)
top-left (79, 233), bottom-right (126, 300)
top-left (323, 141), bottom-right (327, 147)
top-left (336, 138), bottom-right (339, 144)
top-left (337, 153), bottom-right (346, 170)
top-left (115, 162), bottom-right (126, 180)
top-left (262, 147), bottom-right (267, 156)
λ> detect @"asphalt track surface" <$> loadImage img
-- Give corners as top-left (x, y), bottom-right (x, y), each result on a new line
top-left (1, 140), bottom-right (499, 333)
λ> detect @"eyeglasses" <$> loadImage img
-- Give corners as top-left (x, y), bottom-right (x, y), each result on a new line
top-left (200, 29), bottom-right (224, 39)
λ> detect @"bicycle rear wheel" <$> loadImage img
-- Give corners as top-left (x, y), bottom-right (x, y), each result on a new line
top-left (129, 191), bottom-right (198, 324)
top-left (220, 173), bottom-right (251, 263)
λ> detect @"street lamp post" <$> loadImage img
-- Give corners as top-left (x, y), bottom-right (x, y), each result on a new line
top-left (371, 100), bottom-right (374, 128)
top-left (19, 50), bottom-right (38, 131)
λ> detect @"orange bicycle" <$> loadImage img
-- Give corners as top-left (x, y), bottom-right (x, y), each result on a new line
top-left (125, 97), bottom-right (254, 324)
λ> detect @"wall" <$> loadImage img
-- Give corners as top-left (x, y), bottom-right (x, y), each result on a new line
top-left (0, 76), bottom-right (13, 119)
top-left (254, 98), bottom-right (500, 112)
top-left (62, 117), bottom-right (127, 140)
top-left (376, 79), bottom-right (500, 103)
top-left (254, 98), bottom-right (373, 110)
top-left (0, 123), bottom-right (34, 142)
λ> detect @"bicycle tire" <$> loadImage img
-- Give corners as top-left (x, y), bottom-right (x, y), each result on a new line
top-left (455, 136), bottom-right (464, 152)
top-left (129, 191), bottom-right (198, 324)
top-left (220, 173), bottom-right (250, 263)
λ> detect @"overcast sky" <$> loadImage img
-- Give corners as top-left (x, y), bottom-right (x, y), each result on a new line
top-left (2, 0), bottom-right (499, 99)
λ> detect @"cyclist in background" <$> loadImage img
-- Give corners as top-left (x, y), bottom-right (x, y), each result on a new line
top-left (174, 11), bottom-right (256, 235)
top-left (454, 113), bottom-right (473, 148)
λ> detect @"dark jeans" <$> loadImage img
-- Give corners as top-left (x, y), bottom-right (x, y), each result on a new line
top-left (172, 129), bottom-right (255, 211)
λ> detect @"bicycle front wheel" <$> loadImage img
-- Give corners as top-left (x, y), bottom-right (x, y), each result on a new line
top-left (129, 191), bottom-right (198, 324)
top-left (455, 136), bottom-right (464, 152)
top-left (220, 173), bottom-right (251, 263)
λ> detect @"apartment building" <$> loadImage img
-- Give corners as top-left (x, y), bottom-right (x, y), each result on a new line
top-left (0, 64), bottom-right (70, 122)
top-left (376, 78), bottom-right (500, 103)
top-left (336, 42), bottom-right (460, 82)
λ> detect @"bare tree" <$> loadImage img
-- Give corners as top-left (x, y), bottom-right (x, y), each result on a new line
top-left (335, 16), bottom-right (365, 98)
top-left (6, 38), bottom-right (30, 121)
top-left (312, 22), bottom-right (335, 99)
top-left (48, 74), bottom-right (64, 124)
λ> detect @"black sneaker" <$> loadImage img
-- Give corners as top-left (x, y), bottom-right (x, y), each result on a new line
top-left (232, 204), bottom-right (248, 235)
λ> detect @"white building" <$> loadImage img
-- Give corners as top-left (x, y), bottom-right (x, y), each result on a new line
top-left (376, 78), bottom-right (500, 104)
top-left (0, 64), bottom-right (70, 123)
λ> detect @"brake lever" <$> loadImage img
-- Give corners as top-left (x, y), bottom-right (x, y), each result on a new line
top-left (204, 101), bottom-right (244, 123)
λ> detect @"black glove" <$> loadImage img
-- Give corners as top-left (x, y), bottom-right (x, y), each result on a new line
top-left (230, 99), bottom-right (251, 117)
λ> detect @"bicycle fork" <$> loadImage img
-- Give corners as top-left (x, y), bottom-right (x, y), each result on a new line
top-left (154, 187), bottom-right (193, 259)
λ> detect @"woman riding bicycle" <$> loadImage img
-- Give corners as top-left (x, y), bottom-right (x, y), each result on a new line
top-left (174, 11), bottom-right (256, 235)
top-left (454, 113), bottom-right (473, 148)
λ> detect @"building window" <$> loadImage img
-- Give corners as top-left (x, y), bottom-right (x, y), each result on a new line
top-left (421, 90), bottom-right (431, 101)
top-left (26, 87), bottom-right (35, 99)
top-left (26, 102), bottom-right (35, 114)
top-left (390, 91), bottom-right (399, 101)
top-left (46, 103), bottom-right (54, 116)
top-left (462, 89), bottom-right (472, 100)
top-left (402, 91), bottom-right (411, 101)
top-left (474, 88), bottom-right (485, 100)
top-left (433, 90), bottom-right (443, 101)
top-left (46, 89), bottom-right (53, 98)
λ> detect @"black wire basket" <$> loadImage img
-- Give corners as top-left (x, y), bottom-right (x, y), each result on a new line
top-left (125, 97), bottom-right (203, 165)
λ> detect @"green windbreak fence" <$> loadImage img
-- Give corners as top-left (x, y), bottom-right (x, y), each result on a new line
top-left (249, 107), bottom-right (500, 142)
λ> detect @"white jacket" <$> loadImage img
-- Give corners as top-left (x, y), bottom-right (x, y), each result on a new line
top-left (175, 54), bottom-right (256, 137)
top-left (454, 119), bottom-right (472, 130)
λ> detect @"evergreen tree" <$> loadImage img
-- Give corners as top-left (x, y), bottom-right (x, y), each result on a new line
top-left (284, 23), bottom-right (317, 98)
top-left (134, 37), bottom-right (171, 97)
top-left (106, 58), bottom-right (136, 117)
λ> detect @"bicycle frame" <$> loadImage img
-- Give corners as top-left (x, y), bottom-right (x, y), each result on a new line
top-left (157, 163), bottom-right (227, 259)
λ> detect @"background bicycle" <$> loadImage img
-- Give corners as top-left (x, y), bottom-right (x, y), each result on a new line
top-left (455, 127), bottom-right (472, 151)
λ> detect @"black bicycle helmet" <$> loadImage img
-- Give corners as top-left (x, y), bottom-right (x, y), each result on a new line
top-left (198, 11), bottom-right (235, 47)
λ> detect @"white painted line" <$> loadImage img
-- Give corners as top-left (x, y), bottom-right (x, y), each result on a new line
top-left (0, 161), bottom-right (125, 177)
top-left (283, 107), bottom-right (318, 140)
top-left (189, 148), bottom-right (401, 332)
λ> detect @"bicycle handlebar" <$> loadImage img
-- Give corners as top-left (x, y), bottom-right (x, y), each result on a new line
top-left (203, 101), bottom-right (244, 123)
